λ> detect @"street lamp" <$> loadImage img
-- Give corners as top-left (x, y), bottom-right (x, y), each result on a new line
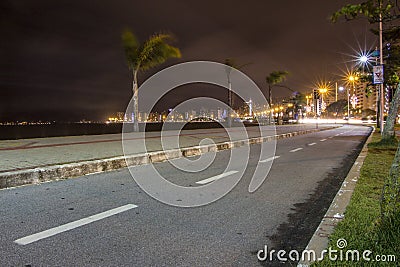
top-left (319, 88), bottom-right (328, 94)
top-left (306, 95), bottom-right (311, 106)
top-left (224, 64), bottom-right (233, 128)
top-left (319, 87), bottom-right (328, 113)
top-left (334, 82), bottom-right (345, 102)
top-left (335, 82), bottom-right (338, 102)
top-left (338, 85), bottom-right (350, 122)
top-left (359, 55), bottom-right (369, 64)
top-left (348, 74), bottom-right (359, 83)
top-left (347, 74), bottom-right (359, 121)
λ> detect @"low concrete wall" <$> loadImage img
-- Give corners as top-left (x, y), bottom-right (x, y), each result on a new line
top-left (0, 127), bottom-right (338, 189)
top-left (0, 121), bottom-right (260, 140)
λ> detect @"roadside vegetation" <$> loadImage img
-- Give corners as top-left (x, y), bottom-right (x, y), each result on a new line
top-left (314, 132), bottom-right (399, 266)
top-left (320, 1), bottom-right (400, 264)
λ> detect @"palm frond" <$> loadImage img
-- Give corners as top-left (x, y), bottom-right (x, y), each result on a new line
top-left (139, 33), bottom-right (181, 71)
top-left (266, 71), bottom-right (289, 85)
top-left (225, 58), bottom-right (237, 68)
top-left (121, 29), bottom-right (140, 70)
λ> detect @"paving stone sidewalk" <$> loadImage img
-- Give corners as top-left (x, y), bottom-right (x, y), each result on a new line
top-left (0, 124), bottom-right (336, 173)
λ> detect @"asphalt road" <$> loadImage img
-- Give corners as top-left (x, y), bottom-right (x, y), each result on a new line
top-left (0, 125), bottom-right (371, 266)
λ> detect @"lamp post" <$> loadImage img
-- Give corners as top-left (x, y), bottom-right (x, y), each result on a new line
top-left (379, 9), bottom-right (384, 133)
top-left (334, 82), bottom-right (345, 102)
top-left (356, 51), bottom-right (382, 128)
top-left (306, 95), bottom-right (311, 107)
top-left (346, 87), bottom-right (350, 122)
top-left (224, 63), bottom-right (233, 128)
top-left (338, 86), bottom-right (344, 95)
top-left (319, 87), bottom-right (328, 114)
top-left (347, 74), bottom-right (359, 121)
top-left (336, 85), bottom-right (348, 121)
top-left (335, 82), bottom-right (338, 102)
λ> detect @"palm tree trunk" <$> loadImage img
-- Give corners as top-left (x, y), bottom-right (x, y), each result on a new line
top-left (268, 85), bottom-right (272, 108)
top-left (227, 79), bottom-right (232, 128)
top-left (381, 141), bottom-right (400, 219)
top-left (268, 85), bottom-right (273, 124)
top-left (382, 84), bottom-right (400, 141)
top-left (132, 70), bottom-right (139, 132)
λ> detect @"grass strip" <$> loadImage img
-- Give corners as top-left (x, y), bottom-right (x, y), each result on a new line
top-left (313, 132), bottom-right (399, 266)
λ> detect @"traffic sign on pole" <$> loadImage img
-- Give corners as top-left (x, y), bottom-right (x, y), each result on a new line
top-left (373, 65), bottom-right (384, 84)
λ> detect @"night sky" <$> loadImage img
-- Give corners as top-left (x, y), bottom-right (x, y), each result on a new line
top-left (1, 0), bottom-right (376, 122)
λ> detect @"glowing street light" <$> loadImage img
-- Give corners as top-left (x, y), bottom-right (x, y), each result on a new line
top-left (318, 88), bottom-right (328, 112)
top-left (359, 55), bottom-right (369, 63)
top-left (319, 88), bottom-right (328, 94)
top-left (305, 94), bottom-right (312, 110)
top-left (347, 74), bottom-right (359, 93)
top-left (346, 73), bottom-right (360, 121)
top-left (348, 75), bottom-right (359, 83)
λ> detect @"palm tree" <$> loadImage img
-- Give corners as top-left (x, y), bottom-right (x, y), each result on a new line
top-left (121, 29), bottom-right (181, 132)
top-left (265, 71), bottom-right (289, 107)
top-left (224, 58), bottom-right (251, 127)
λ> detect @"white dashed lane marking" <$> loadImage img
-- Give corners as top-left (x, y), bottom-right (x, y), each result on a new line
top-left (196, 170), bottom-right (238, 185)
top-left (259, 155), bottom-right (281, 163)
top-left (15, 204), bottom-right (138, 245)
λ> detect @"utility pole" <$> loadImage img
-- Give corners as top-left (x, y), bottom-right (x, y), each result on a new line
top-left (379, 6), bottom-right (385, 133)
top-left (225, 64), bottom-right (233, 128)
top-left (228, 77), bottom-right (232, 128)
top-left (347, 86), bottom-right (350, 124)
top-left (335, 82), bottom-right (338, 102)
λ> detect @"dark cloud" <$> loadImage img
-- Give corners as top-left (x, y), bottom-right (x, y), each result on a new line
top-left (1, 0), bottom-right (375, 121)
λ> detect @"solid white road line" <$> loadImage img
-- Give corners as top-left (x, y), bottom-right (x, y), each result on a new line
top-left (196, 170), bottom-right (238, 185)
top-left (290, 148), bottom-right (303, 153)
top-left (14, 204), bottom-right (138, 245)
top-left (320, 139), bottom-right (327, 142)
top-left (259, 155), bottom-right (281, 163)
top-left (308, 142), bottom-right (317, 146)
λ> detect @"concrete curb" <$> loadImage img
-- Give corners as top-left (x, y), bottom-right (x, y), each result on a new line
top-left (0, 126), bottom-right (339, 189)
top-left (297, 126), bottom-right (374, 267)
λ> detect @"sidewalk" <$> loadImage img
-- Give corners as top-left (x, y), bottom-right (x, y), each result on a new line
top-left (0, 124), bottom-right (338, 188)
